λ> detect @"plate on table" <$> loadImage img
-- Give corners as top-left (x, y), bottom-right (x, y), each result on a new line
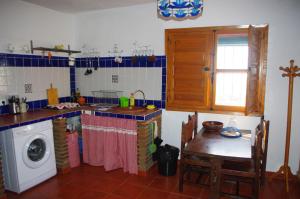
top-left (220, 127), bottom-right (241, 138)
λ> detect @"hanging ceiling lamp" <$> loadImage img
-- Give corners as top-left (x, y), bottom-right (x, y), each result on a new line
top-left (157, 0), bottom-right (204, 19)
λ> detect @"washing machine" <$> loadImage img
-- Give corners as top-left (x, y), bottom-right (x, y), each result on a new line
top-left (0, 120), bottom-right (57, 193)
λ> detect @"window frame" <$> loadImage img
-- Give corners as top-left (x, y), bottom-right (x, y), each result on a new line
top-left (212, 29), bottom-right (249, 112)
top-left (165, 25), bottom-right (268, 116)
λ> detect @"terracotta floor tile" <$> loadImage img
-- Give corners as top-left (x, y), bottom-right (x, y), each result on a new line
top-left (149, 176), bottom-right (178, 192)
top-left (113, 183), bottom-right (145, 198)
top-left (77, 191), bottom-right (107, 199)
top-left (171, 183), bottom-right (205, 198)
top-left (126, 174), bottom-right (155, 187)
top-left (166, 193), bottom-right (197, 199)
top-left (5, 165), bottom-right (300, 199)
top-left (86, 177), bottom-right (124, 193)
top-left (137, 187), bottom-right (170, 199)
top-left (105, 193), bottom-right (129, 199)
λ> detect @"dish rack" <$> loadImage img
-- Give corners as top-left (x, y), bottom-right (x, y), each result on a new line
top-left (91, 90), bottom-right (123, 106)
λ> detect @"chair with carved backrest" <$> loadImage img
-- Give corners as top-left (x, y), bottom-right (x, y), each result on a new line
top-left (179, 112), bottom-right (211, 192)
top-left (220, 125), bottom-right (263, 199)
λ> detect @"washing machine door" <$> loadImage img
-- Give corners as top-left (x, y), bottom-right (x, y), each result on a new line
top-left (22, 134), bottom-right (51, 169)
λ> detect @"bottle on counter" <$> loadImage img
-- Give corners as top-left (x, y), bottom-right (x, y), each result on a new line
top-left (129, 93), bottom-right (135, 107)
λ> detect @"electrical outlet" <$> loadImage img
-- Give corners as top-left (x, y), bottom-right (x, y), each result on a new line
top-left (0, 96), bottom-right (7, 106)
top-left (112, 75), bottom-right (118, 83)
top-left (25, 83), bottom-right (32, 93)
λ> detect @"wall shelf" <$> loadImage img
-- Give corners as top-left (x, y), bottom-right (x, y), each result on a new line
top-left (30, 40), bottom-right (81, 56)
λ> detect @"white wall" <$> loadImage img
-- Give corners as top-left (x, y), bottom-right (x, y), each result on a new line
top-left (0, 67), bottom-right (70, 101)
top-left (0, 0), bottom-right (76, 102)
top-left (76, 68), bottom-right (161, 100)
top-left (0, 0), bottom-right (76, 53)
top-left (75, 0), bottom-right (300, 173)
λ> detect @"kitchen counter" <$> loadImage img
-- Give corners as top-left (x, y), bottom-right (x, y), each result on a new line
top-left (0, 105), bottom-right (162, 131)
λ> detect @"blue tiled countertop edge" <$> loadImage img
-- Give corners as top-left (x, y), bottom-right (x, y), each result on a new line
top-left (0, 108), bottom-right (162, 132)
top-left (89, 109), bottom-right (162, 121)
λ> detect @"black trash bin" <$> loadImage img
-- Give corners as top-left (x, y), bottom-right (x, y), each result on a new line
top-left (158, 144), bottom-right (179, 176)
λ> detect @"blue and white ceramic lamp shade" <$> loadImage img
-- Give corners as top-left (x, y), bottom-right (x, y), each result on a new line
top-left (158, 0), bottom-right (203, 18)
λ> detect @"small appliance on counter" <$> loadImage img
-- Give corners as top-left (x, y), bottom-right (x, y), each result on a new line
top-left (8, 95), bottom-right (20, 114)
top-left (20, 97), bottom-right (29, 113)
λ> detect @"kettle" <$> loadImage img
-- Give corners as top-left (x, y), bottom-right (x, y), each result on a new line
top-left (8, 96), bottom-right (20, 114)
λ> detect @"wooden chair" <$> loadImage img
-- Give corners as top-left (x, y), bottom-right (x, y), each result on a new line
top-left (220, 127), bottom-right (263, 199)
top-left (189, 112), bottom-right (198, 138)
top-left (258, 118), bottom-right (270, 185)
top-left (179, 113), bottom-right (211, 192)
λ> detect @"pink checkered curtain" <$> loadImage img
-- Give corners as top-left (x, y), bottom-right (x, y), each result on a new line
top-left (81, 114), bottom-right (138, 174)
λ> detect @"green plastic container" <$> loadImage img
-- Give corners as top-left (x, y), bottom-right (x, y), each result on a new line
top-left (120, 97), bottom-right (129, 108)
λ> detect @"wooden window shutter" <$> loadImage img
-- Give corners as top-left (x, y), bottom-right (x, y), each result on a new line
top-left (166, 29), bottom-right (214, 111)
top-left (245, 25), bottom-right (268, 115)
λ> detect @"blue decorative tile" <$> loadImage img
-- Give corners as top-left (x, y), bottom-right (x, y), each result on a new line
top-left (27, 101), bottom-right (34, 110)
top-left (155, 57), bottom-right (162, 67)
top-left (46, 60), bottom-right (52, 67)
top-left (162, 75), bottom-right (166, 84)
top-left (112, 60), bottom-right (118, 67)
top-left (139, 56), bottom-right (147, 67)
top-left (0, 55), bottom-right (7, 66)
top-left (15, 57), bottom-right (23, 66)
top-left (63, 59), bottom-right (69, 67)
top-left (81, 59), bottom-right (87, 68)
top-left (23, 58), bottom-right (31, 67)
top-left (125, 58), bottom-right (132, 67)
top-left (154, 100), bottom-right (162, 108)
top-left (33, 101), bottom-right (41, 109)
top-left (31, 58), bottom-right (38, 66)
top-left (162, 92), bottom-right (166, 100)
top-left (52, 59), bottom-right (59, 67)
top-left (161, 101), bottom-right (166, 108)
top-left (147, 58), bottom-right (155, 67)
top-left (162, 85), bottom-right (166, 93)
top-left (162, 67), bottom-right (166, 75)
top-left (0, 105), bottom-right (9, 115)
top-left (99, 58), bottom-right (105, 67)
top-left (41, 99), bottom-right (48, 107)
top-left (136, 116), bottom-right (145, 121)
top-left (38, 58), bottom-right (45, 67)
top-left (59, 59), bottom-right (66, 67)
top-left (75, 59), bottom-right (80, 68)
top-left (124, 114), bottom-right (133, 119)
top-left (162, 57), bottom-right (166, 68)
top-left (6, 57), bottom-right (14, 66)
top-left (92, 59), bottom-right (98, 68)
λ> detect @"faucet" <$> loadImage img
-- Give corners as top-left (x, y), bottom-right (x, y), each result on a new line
top-left (133, 90), bottom-right (146, 107)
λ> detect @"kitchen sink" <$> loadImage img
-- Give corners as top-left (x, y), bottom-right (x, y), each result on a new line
top-left (111, 106), bottom-right (147, 114)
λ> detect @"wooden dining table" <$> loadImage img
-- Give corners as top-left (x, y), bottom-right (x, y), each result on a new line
top-left (183, 128), bottom-right (252, 199)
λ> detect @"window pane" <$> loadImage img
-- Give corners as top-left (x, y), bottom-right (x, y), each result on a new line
top-left (217, 36), bottom-right (248, 70)
top-left (215, 72), bottom-right (247, 107)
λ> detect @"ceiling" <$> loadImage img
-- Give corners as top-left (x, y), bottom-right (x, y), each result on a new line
top-left (21, 0), bottom-right (155, 13)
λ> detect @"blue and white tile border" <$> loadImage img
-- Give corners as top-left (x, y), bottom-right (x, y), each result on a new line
top-left (0, 53), bottom-right (167, 115)
top-left (0, 109), bottom-right (162, 132)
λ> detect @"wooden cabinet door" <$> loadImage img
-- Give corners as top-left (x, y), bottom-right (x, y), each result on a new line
top-left (166, 30), bottom-right (214, 111)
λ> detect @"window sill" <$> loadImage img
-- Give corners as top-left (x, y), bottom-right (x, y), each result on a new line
top-left (166, 106), bottom-right (262, 117)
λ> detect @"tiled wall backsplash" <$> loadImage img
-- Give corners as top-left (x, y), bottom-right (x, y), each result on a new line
top-left (0, 53), bottom-right (166, 115)
top-left (0, 53), bottom-right (72, 114)
top-left (75, 56), bottom-right (166, 108)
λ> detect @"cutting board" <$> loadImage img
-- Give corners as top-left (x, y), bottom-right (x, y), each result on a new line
top-left (47, 84), bottom-right (59, 105)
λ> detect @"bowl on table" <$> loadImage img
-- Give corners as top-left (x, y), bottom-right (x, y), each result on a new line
top-left (202, 121), bottom-right (224, 132)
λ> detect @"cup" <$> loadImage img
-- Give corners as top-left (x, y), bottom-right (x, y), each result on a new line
top-left (20, 102), bottom-right (29, 113)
